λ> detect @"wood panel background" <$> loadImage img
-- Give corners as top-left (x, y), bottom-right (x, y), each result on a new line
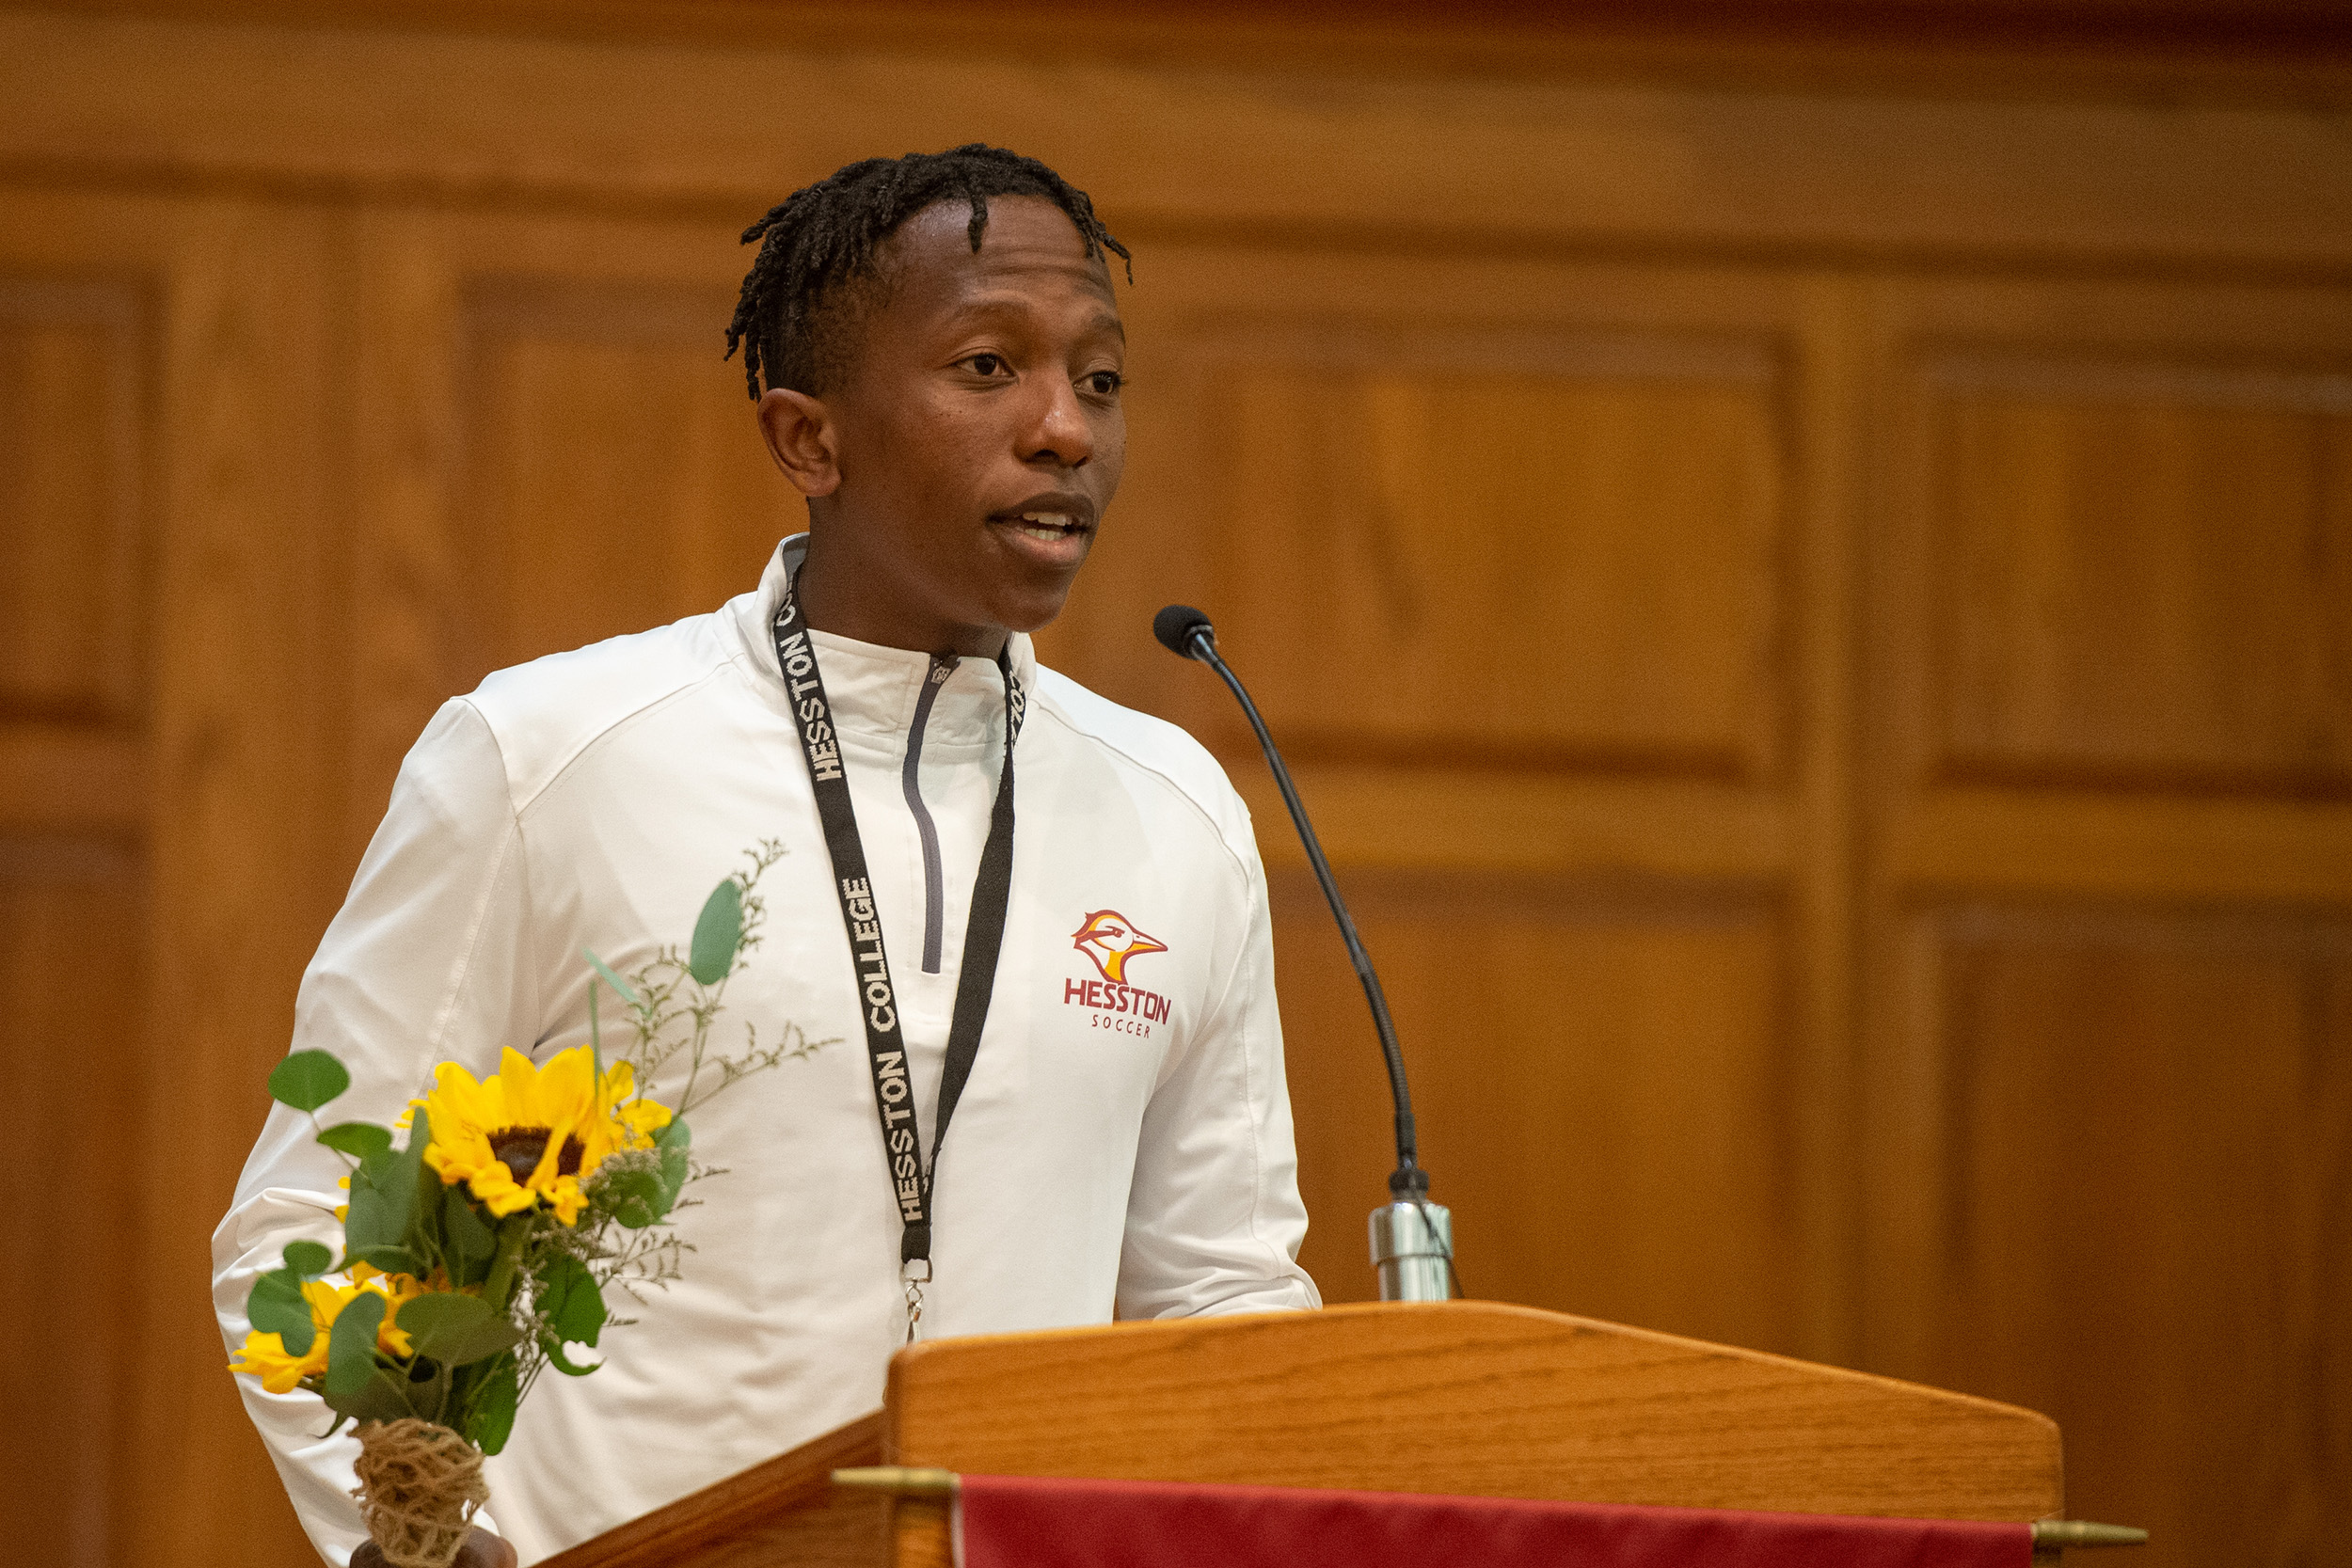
top-left (2, 5), bottom-right (2347, 1565)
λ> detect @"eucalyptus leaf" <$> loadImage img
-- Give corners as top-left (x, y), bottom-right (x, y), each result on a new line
top-left (267, 1051), bottom-right (350, 1114)
top-left (541, 1336), bottom-right (602, 1377)
top-left (344, 1134), bottom-right (420, 1254)
top-left (396, 1290), bottom-right (489, 1341)
top-left (348, 1107), bottom-right (427, 1250)
top-left (583, 948), bottom-right (639, 1006)
top-left (317, 1122), bottom-right (393, 1162)
top-left (345, 1244), bottom-right (420, 1276)
top-left (247, 1269), bottom-right (315, 1356)
top-left (469, 1356), bottom-right (518, 1455)
top-left (598, 1167), bottom-right (666, 1229)
top-left (281, 1240), bottom-right (332, 1277)
top-left (687, 879), bottom-right (742, 987)
top-left (400, 1106), bottom-right (435, 1188)
top-left (436, 1316), bottom-right (526, 1369)
top-left (352, 1146), bottom-right (404, 1202)
top-left (413, 1136), bottom-right (444, 1236)
top-left (322, 1367), bottom-right (415, 1428)
top-left (655, 1117), bottom-right (691, 1209)
top-left (342, 1185), bottom-right (403, 1259)
top-left (324, 1291), bottom-right (387, 1398)
top-left (395, 1292), bottom-right (522, 1368)
top-left (482, 1227), bottom-right (525, 1315)
top-left (536, 1254), bottom-right (605, 1349)
top-left (442, 1186), bottom-right (497, 1278)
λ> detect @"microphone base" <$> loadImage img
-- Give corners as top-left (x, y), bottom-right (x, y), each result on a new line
top-left (1370, 1200), bottom-right (1454, 1302)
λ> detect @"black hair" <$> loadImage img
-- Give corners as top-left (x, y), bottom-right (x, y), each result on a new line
top-left (724, 144), bottom-right (1132, 401)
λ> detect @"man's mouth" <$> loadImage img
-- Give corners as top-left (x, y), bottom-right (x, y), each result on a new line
top-left (1008, 511), bottom-right (1087, 541)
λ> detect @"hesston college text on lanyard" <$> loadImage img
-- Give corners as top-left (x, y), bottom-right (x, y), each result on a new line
top-left (771, 576), bottom-right (1023, 1340)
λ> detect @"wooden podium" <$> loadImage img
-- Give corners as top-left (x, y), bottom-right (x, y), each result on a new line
top-left (538, 1302), bottom-right (2063, 1568)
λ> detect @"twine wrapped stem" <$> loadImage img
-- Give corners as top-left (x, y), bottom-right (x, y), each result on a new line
top-left (352, 1418), bottom-right (490, 1568)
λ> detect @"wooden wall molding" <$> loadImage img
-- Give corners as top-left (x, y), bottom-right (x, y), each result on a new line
top-left (5, 8), bottom-right (2352, 276)
top-left (1173, 324), bottom-right (1788, 780)
top-left (36, 0), bottom-right (2352, 102)
top-left (1864, 899), bottom-right (2347, 1566)
top-left (0, 725), bottom-right (144, 833)
top-left (0, 269), bottom-right (150, 726)
top-left (1235, 768), bottom-right (1789, 881)
top-left (1889, 787), bottom-right (2352, 906)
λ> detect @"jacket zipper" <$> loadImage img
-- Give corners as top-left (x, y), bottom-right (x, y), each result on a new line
top-left (901, 655), bottom-right (956, 974)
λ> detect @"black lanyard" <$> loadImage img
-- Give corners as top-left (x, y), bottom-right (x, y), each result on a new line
top-left (771, 576), bottom-right (1023, 1338)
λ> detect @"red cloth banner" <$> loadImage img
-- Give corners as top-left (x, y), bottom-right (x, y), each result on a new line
top-left (959, 1474), bottom-right (2033, 1568)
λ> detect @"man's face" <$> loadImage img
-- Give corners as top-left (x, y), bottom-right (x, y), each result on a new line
top-left (768, 195), bottom-right (1127, 656)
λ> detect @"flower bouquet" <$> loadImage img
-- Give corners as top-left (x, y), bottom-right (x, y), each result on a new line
top-left (231, 844), bottom-right (826, 1568)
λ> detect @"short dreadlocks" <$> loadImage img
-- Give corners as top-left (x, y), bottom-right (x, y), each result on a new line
top-left (724, 144), bottom-right (1132, 402)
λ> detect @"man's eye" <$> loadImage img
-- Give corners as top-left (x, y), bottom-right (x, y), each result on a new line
top-left (964, 354), bottom-right (1007, 377)
top-left (1084, 371), bottom-right (1123, 395)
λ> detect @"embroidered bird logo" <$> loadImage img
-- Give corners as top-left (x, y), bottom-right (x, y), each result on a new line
top-left (1071, 910), bottom-right (1168, 985)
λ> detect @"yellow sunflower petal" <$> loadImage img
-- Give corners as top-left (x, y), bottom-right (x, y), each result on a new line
top-left (470, 1164), bottom-right (538, 1216)
top-left (495, 1047), bottom-right (546, 1119)
top-left (619, 1098), bottom-right (673, 1143)
top-left (230, 1329), bottom-right (326, 1394)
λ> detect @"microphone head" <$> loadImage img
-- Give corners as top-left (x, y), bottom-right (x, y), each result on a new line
top-left (1152, 604), bottom-right (1216, 659)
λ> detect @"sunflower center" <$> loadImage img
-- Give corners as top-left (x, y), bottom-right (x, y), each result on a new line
top-left (486, 1126), bottom-right (584, 1185)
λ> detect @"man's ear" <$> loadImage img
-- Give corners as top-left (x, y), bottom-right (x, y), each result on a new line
top-left (756, 387), bottom-right (842, 498)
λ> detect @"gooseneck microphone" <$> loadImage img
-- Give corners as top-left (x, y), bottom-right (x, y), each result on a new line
top-left (1152, 604), bottom-right (1454, 1301)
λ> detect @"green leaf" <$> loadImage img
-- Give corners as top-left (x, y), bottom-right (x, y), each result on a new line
top-left (346, 1244), bottom-right (421, 1276)
top-left (247, 1269), bottom-right (316, 1357)
top-left (267, 1051), bottom-right (350, 1113)
top-left (536, 1254), bottom-right (605, 1349)
top-left (281, 1241), bottom-right (332, 1277)
top-left (317, 1122), bottom-right (392, 1162)
top-left (583, 948), bottom-right (639, 1006)
top-left (402, 1106), bottom-right (434, 1171)
top-left (412, 1132), bottom-right (444, 1231)
top-left (481, 1227), bottom-right (525, 1314)
top-left (321, 1367), bottom-right (415, 1429)
top-left (352, 1146), bottom-right (404, 1203)
top-left (542, 1336), bottom-right (602, 1377)
top-left (342, 1184), bottom-right (405, 1259)
top-left (393, 1289), bottom-right (487, 1341)
top-left (469, 1356), bottom-right (518, 1454)
top-left (598, 1166), bottom-right (668, 1229)
top-left (324, 1291), bottom-right (387, 1397)
top-left (439, 1315), bottom-right (525, 1368)
top-left (442, 1186), bottom-right (497, 1277)
top-left (687, 879), bottom-right (741, 987)
top-left (342, 1107), bottom-right (431, 1267)
top-left (394, 1291), bottom-right (492, 1359)
top-left (655, 1117), bottom-right (691, 1209)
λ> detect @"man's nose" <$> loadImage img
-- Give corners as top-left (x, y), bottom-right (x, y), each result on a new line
top-left (1022, 376), bottom-right (1094, 467)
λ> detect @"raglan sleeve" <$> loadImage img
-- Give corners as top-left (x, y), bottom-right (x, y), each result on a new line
top-left (210, 698), bottom-right (534, 1565)
top-left (1115, 802), bottom-right (1323, 1319)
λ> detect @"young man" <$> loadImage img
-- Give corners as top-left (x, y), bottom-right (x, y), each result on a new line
top-left (214, 147), bottom-right (1318, 1566)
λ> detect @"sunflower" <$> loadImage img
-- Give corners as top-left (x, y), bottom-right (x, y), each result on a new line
top-left (418, 1046), bottom-right (670, 1226)
top-left (228, 1266), bottom-right (423, 1394)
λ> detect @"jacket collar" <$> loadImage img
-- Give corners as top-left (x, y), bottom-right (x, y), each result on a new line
top-left (731, 533), bottom-right (1037, 752)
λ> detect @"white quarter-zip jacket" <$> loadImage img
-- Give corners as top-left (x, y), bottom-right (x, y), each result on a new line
top-left (212, 535), bottom-right (1320, 1565)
